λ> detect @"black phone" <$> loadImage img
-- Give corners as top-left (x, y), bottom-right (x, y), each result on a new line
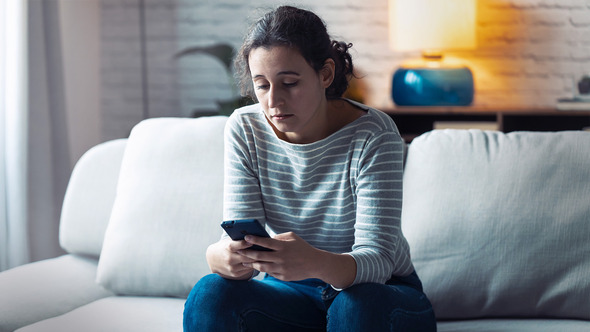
top-left (221, 219), bottom-right (272, 251)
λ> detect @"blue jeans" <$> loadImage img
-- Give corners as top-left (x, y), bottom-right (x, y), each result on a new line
top-left (183, 272), bottom-right (436, 331)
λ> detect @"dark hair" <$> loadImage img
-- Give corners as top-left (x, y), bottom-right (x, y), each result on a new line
top-left (234, 6), bottom-right (354, 101)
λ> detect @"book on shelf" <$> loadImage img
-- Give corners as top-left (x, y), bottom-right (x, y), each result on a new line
top-left (556, 97), bottom-right (590, 111)
top-left (433, 121), bottom-right (499, 131)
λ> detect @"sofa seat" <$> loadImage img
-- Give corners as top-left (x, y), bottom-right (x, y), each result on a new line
top-left (16, 296), bottom-right (185, 332)
top-left (438, 318), bottom-right (590, 332)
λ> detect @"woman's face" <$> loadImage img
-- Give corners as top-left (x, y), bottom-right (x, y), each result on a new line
top-left (248, 46), bottom-right (334, 144)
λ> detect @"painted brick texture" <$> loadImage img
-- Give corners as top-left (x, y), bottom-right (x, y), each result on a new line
top-left (100, 0), bottom-right (590, 140)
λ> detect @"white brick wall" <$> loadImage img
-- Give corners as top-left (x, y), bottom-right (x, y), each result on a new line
top-left (101, 0), bottom-right (590, 140)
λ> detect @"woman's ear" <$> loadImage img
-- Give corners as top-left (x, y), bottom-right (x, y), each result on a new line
top-left (320, 59), bottom-right (336, 88)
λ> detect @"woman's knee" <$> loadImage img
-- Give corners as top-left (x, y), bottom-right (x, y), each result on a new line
top-left (327, 283), bottom-right (436, 332)
top-left (184, 274), bottom-right (254, 331)
top-left (185, 274), bottom-right (242, 311)
top-left (328, 283), bottom-right (384, 318)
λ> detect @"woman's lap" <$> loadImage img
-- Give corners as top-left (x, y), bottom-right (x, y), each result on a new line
top-left (183, 273), bottom-right (436, 332)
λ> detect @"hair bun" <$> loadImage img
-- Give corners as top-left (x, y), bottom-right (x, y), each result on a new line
top-left (328, 41), bottom-right (354, 98)
top-left (333, 41), bottom-right (353, 53)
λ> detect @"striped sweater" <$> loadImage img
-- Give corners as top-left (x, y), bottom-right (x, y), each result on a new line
top-left (223, 100), bottom-right (414, 285)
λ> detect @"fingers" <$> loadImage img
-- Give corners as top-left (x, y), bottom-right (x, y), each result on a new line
top-left (240, 231), bottom-right (298, 251)
top-left (208, 239), bottom-right (255, 280)
top-left (243, 234), bottom-right (283, 251)
top-left (227, 239), bottom-right (255, 252)
top-left (242, 260), bottom-right (276, 276)
top-left (236, 232), bottom-right (308, 282)
top-left (219, 266), bottom-right (255, 280)
top-left (243, 261), bottom-right (294, 282)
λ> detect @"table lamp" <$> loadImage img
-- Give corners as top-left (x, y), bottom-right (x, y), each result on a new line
top-left (389, 0), bottom-right (476, 106)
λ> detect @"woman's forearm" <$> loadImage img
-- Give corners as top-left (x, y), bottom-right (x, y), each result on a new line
top-left (315, 250), bottom-right (357, 289)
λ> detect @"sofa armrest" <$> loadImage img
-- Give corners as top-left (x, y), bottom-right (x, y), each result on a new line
top-left (59, 139), bottom-right (127, 258)
top-left (0, 254), bottom-right (114, 332)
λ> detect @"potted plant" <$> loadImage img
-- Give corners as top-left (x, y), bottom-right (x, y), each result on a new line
top-left (174, 43), bottom-right (253, 116)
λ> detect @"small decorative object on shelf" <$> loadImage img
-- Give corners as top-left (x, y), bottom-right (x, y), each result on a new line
top-left (556, 74), bottom-right (590, 111)
top-left (556, 98), bottom-right (590, 111)
top-left (578, 75), bottom-right (590, 96)
top-left (433, 121), bottom-right (498, 131)
top-left (388, 0), bottom-right (476, 106)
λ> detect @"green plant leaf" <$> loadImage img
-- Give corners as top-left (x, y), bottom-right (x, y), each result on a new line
top-left (174, 43), bottom-right (234, 72)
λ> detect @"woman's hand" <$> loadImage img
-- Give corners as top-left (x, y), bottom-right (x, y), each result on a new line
top-left (238, 232), bottom-right (357, 288)
top-left (205, 238), bottom-right (257, 280)
top-left (239, 232), bottom-right (319, 281)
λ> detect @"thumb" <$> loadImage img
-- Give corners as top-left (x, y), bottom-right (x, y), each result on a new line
top-left (244, 234), bottom-right (276, 250)
top-left (273, 231), bottom-right (298, 241)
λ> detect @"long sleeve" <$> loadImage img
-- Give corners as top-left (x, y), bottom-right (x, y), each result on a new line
top-left (222, 112), bottom-right (266, 224)
top-left (348, 129), bottom-right (414, 284)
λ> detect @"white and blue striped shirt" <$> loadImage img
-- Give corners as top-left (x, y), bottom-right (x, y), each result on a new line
top-left (223, 100), bottom-right (414, 285)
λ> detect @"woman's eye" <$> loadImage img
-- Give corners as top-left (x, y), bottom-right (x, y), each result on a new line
top-left (254, 81), bottom-right (297, 90)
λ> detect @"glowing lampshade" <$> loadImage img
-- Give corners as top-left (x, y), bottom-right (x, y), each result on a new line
top-left (389, 0), bottom-right (477, 106)
top-left (390, 0), bottom-right (476, 54)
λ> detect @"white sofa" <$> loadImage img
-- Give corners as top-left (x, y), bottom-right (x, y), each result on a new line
top-left (1, 115), bottom-right (589, 331)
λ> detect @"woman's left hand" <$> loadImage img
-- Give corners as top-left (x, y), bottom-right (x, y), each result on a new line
top-left (238, 232), bottom-right (357, 288)
top-left (238, 232), bottom-right (323, 281)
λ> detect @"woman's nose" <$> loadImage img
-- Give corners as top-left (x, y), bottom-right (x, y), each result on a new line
top-left (268, 86), bottom-right (284, 108)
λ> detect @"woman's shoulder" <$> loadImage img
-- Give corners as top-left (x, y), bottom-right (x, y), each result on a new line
top-left (226, 103), bottom-right (266, 131)
top-left (228, 103), bottom-right (263, 122)
top-left (226, 104), bottom-right (281, 147)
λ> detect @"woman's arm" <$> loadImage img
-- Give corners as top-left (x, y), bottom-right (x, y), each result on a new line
top-left (347, 129), bottom-right (414, 284)
top-left (209, 111), bottom-right (267, 279)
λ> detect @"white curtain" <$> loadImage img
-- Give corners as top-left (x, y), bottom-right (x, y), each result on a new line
top-left (26, 0), bottom-right (70, 265)
top-left (1, 0), bottom-right (79, 272)
top-left (0, 0), bottom-right (30, 271)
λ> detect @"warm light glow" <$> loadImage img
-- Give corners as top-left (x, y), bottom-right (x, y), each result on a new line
top-left (389, 0), bottom-right (476, 53)
top-left (399, 55), bottom-right (468, 69)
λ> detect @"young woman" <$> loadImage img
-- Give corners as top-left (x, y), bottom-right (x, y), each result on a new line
top-left (184, 6), bottom-right (436, 331)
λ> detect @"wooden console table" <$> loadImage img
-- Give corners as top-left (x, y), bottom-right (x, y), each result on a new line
top-left (381, 106), bottom-right (590, 142)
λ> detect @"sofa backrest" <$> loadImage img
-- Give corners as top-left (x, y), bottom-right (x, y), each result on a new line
top-left (60, 116), bottom-right (228, 298)
top-left (59, 138), bottom-right (127, 257)
top-left (95, 116), bottom-right (227, 297)
top-left (401, 129), bottom-right (590, 321)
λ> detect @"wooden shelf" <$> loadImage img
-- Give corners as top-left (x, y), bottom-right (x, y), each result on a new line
top-left (380, 106), bottom-right (590, 142)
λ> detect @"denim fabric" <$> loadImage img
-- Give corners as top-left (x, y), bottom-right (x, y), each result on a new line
top-left (184, 272), bottom-right (436, 332)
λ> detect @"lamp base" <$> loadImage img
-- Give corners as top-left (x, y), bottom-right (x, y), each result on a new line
top-left (392, 67), bottom-right (474, 106)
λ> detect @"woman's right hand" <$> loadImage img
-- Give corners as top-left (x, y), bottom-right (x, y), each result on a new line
top-left (206, 238), bottom-right (257, 280)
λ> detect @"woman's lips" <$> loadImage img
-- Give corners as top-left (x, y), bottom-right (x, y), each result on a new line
top-left (272, 114), bottom-right (294, 121)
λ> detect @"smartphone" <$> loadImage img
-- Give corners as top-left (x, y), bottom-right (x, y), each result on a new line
top-left (221, 219), bottom-right (272, 251)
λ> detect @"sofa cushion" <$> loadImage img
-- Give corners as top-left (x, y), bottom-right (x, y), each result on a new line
top-left (59, 139), bottom-right (127, 257)
top-left (16, 296), bottom-right (184, 332)
top-left (402, 129), bottom-right (590, 320)
top-left (96, 117), bottom-right (226, 297)
top-left (438, 319), bottom-right (590, 332)
top-left (0, 254), bottom-right (113, 332)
